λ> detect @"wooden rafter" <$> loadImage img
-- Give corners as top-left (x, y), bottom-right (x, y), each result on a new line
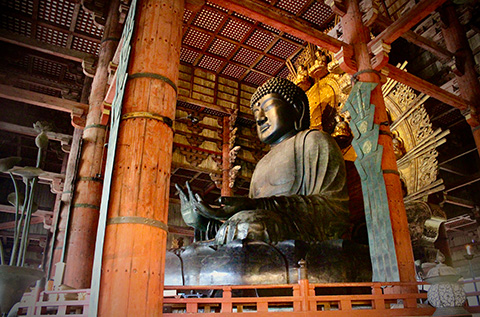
top-left (384, 63), bottom-right (468, 110)
top-left (209, 0), bottom-right (345, 53)
top-left (368, 0), bottom-right (448, 49)
top-left (0, 84), bottom-right (88, 113)
top-left (375, 14), bottom-right (454, 61)
top-left (0, 30), bottom-right (95, 63)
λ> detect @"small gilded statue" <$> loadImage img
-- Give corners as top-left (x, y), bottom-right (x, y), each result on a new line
top-left (331, 114), bottom-right (353, 149)
top-left (392, 131), bottom-right (406, 160)
top-left (309, 49), bottom-right (329, 79)
top-left (177, 77), bottom-right (350, 245)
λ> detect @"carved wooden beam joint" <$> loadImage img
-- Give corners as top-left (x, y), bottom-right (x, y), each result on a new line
top-left (359, 0), bottom-right (380, 27)
top-left (71, 108), bottom-right (87, 129)
top-left (325, 0), bottom-right (347, 16)
top-left (82, 57), bottom-right (97, 78)
top-left (334, 45), bottom-right (357, 74)
top-left (50, 177), bottom-right (64, 194)
top-left (370, 40), bottom-right (391, 71)
top-left (463, 108), bottom-right (480, 128)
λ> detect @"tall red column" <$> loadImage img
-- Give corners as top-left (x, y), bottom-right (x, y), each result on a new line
top-left (63, 0), bottom-right (121, 288)
top-left (342, 0), bottom-right (416, 282)
top-left (440, 2), bottom-right (480, 161)
top-left (97, 0), bottom-right (183, 314)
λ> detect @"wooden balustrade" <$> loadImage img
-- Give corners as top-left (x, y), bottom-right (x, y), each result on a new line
top-left (162, 281), bottom-right (435, 315)
top-left (17, 288), bottom-right (90, 316)
top-left (13, 279), bottom-right (480, 315)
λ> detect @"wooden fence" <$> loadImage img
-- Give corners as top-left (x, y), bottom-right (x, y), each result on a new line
top-left (15, 278), bottom-right (480, 315)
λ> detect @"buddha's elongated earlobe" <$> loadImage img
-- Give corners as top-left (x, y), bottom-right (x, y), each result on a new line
top-left (294, 104), bottom-right (305, 131)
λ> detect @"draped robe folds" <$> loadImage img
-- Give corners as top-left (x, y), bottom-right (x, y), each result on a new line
top-left (215, 129), bottom-right (350, 245)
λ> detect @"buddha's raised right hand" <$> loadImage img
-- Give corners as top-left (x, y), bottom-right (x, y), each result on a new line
top-left (175, 182), bottom-right (210, 231)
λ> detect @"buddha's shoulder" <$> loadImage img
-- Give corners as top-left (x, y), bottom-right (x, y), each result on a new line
top-left (299, 129), bottom-right (335, 145)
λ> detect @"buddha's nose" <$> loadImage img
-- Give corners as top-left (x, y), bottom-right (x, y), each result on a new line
top-left (256, 113), bottom-right (267, 126)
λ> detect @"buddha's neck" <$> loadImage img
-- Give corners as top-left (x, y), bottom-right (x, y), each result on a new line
top-left (271, 130), bottom-right (298, 147)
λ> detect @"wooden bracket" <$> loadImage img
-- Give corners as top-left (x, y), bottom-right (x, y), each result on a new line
top-left (71, 108), bottom-right (86, 129)
top-left (448, 54), bottom-right (465, 76)
top-left (50, 177), bottom-right (64, 194)
top-left (82, 57), bottom-right (96, 78)
top-left (335, 45), bottom-right (357, 74)
top-left (359, 0), bottom-right (380, 27)
top-left (185, 0), bottom-right (205, 12)
top-left (463, 109), bottom-right (480, 128)
top-left (370, 40), bottom-right (391, 71)
top-left (325, 0), bottom-right (347, 17)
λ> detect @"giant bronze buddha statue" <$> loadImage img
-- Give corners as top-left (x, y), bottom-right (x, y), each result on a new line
top-left (177, 77), bottom-right (350, 245)
top-left (168, 78), bottom-right (371, 285)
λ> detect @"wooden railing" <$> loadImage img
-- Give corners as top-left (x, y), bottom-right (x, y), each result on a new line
top-left (14, 278), bottom-right (480, 315)
top-left (163, 280), bottom-right (436, 316)
top-left (17, 288), bottom-right (90, 316)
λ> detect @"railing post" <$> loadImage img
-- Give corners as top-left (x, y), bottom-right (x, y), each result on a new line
top-left (372, 283), bottom-right (385, 310)
top-left (222, 286), bottom-right (233, 312)
top-left (29, 279), bottom-right (44, 316)
top-left (297, 259), bottom-right (311, 311)
top-left (293, 284), bottom-right (302, 312)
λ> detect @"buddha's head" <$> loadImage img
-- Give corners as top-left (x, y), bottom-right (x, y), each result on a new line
top-left (250, 77), bottom-right (310, 145)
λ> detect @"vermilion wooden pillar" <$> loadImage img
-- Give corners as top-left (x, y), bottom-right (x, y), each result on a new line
top-left (342, 0), bottom-right (416, 282)
top-left (63, 0), bottom-right (121, 288)
top-left (440, 2), bottom-right (480, 161)
top-left (97, 0), bottom-right (183, 314)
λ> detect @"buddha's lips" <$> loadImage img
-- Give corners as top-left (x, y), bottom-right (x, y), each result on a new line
top-left (260, 124), bottom-right (270, 132)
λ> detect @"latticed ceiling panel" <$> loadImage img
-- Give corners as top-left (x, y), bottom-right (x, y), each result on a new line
top-left (208, 38), bottom-right (237, 58)
top-left (39, 0), bottom-right (75, 28)
top-left (180, 47), bottom-right (200, 64)
top-left (0, 0), bottom-right (33, 16)
top-left (197, 55), bottom-right (224, 73)
top-left (193, 7), bottom-right (225, 32)
top-left (276, 66), bottom-right (290, 79)
top-left (244, 30), bottom-right (276, 51)
top-left (179, 1), bottom-right (340, 86)
top-left (276, 0), bottom-right (309, 15)
top-left (184, 28), bottom-right (212, 50)
top-left (221, 64), bottom-right (247, 79)
top-left (0, 14), bottom-right (32, 36)
top-left (244, 71), bottom-right (270, 86)
top-left (72, 36), bottom-right (100, 55)
top-left (32, 57), bottom-right (64, 78)
top-left (76, 7), bottom-right (103, 38)
top-left (268, 39), bottom-right (300, 59)
top-left (232, 47), bottom-right (260, 66)
top-left (219, 18), bottom-right (252, 42)
top-left (301, 2), bottom-right (334, 26)
top-left (36, 25), bottom-right (69, 47)
top-left (254, 56), bottom-right (284, 75)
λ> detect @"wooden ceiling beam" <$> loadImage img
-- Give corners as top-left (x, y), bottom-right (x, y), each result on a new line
top-left (375, 14), bottom-right (454, 61)
top-left (0, 122), bottom-right (72, 144)
top-left (384, 63), bottom-right (468, 111)
top-left (0, 84), bottom-right (88, 114)
top-left (0, 216), bottom-right (44, 230)
top-left (0, 30), bottom-right (95, 63)
top-left (0, 204), bottom-right (53, 218)
top-left (208, 0), bottom-right (345, 53)
top-left (178, 95), bottom-right (231, 115)
top-left (368, 0), bottom-right (448, 50)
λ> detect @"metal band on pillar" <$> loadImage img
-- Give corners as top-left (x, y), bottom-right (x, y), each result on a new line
top-left (107, 216), bottom-right (168, 232)
top-left (129, 72), bottom-right (178, 95)
top-left (121, 111), bottom-right (173, 128)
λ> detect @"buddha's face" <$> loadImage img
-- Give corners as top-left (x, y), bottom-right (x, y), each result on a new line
top-left (252, 93), bottom-right (298, 145)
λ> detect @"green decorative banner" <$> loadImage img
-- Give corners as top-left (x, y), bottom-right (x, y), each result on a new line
top-left (89, 0), bottom-right (138, 313)
top-left (343, 82), bottom-right (400, 282)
